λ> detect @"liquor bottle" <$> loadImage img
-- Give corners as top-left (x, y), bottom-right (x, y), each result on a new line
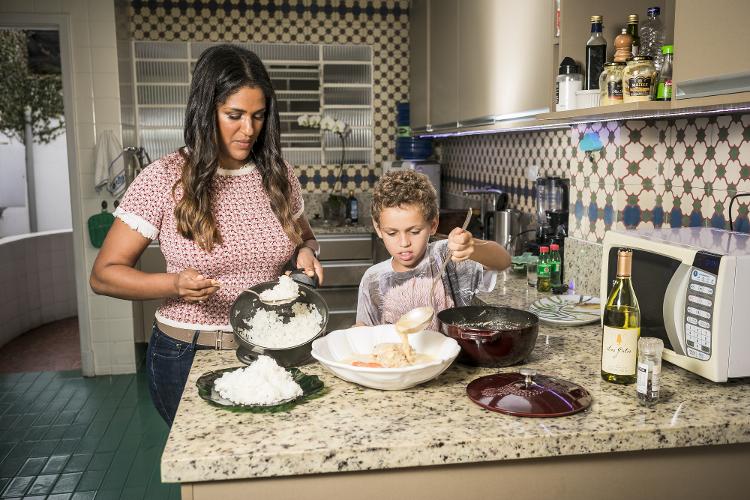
top-left (585, 15), bottom-right (607, 90)
top-left (626, 14), bottom-right (640, 57)
top-left (346, 190), bottom-right (359, 223)
top-left (655, 45), bottom-right (673, 101)
top-left (537, 246), bottom-right (551, 292)
top-left (601, 248), bottom-right (641, 384)
top-left (549, 243), bottom-right (562, 288)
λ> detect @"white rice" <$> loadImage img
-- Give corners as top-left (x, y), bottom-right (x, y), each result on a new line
top-left (214, 356), bottom-right (303, 405)
top-left (239, 302), bottom-right (323, 348)
top-left (259, 275), bottom-right (299, 302)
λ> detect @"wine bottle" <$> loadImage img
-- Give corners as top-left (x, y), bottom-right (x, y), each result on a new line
top-left (601, 248), bottom-right (640, 384)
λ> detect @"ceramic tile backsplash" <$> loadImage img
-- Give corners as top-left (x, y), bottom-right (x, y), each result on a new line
top-left (438, 128), bottom-right (574, 213)
top-left (443, 114), bottom-right (750, 242)
top-left (126, 0), bottom-right (409, 194)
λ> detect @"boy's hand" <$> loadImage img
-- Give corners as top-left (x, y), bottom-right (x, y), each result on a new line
top-left (448, 228), bottom-right (474, 262)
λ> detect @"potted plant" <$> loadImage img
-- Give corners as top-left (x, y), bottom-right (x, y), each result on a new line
top-left (297, 113), bottom-right (351, 224)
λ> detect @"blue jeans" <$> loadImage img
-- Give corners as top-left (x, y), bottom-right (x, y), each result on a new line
top-left (146, 323), bottom-right (204, 427)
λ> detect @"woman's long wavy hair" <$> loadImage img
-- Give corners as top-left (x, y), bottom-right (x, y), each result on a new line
top-left (174, 44), bottom-right (301, 251)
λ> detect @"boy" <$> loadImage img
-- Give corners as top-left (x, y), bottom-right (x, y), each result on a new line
top-left (356, 170), bottom-right (511, 329)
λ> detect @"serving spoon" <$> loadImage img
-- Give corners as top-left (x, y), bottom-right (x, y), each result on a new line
top-left (395, 207), bottom-right (474, 337)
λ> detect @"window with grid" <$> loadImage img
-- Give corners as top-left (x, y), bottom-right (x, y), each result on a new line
top-left (128, 41), bottom-right (373, 165)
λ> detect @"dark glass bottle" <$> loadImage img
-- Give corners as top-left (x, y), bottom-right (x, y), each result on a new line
top-left (346, 190), bottom-right (358, 224)
top-left (626, 14), bottom-right (640, 56)
top-left (585, 15), bottom-right (607, 90)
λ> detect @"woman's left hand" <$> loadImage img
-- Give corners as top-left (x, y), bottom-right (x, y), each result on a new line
top-left (296, 246), bottom-right (324, 285)
top-left (448, 227), bottom-right (474, 262)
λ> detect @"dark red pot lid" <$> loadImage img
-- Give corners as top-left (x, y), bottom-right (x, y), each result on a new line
top-left (466, 369), bottom-right (592, 417)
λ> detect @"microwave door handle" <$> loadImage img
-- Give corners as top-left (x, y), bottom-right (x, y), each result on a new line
top-left (662, 263), bottom-right (691, 356)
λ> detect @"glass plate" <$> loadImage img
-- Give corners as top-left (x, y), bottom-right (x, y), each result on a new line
top-left (528, 295), bottom-right (601, 326)
top-left (196, 366), bottom-right (325, 413)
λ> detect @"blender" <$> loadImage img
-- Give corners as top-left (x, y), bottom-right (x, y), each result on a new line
top-left (535, 176), bottom-right (569, 247)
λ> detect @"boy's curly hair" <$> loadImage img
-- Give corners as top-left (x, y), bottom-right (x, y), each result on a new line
top-left (372, 170), bottom-right (438, 224)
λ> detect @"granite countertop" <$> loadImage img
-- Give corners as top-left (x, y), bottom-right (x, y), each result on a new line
top-left (310, 218), bottom-right (374, 235)
top-left (161, 272), bottom-right (750, 483)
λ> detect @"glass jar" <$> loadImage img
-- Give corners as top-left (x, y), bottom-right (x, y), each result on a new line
top-left (636, 337), bottom-right (664, 405)
top-left (599, 62), bottom-right (626, 106)
top-left (623, 56), bottom-right (656, 102)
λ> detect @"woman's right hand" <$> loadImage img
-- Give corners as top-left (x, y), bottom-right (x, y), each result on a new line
top-left (174, 268), bottom-right (221, 303)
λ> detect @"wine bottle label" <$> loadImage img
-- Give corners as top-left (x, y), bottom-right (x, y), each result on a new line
top-left (602, 326), bottom-right (639, 375)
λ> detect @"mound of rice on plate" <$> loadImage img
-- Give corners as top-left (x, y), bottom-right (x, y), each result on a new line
top-left (239, 302), bottom-right (323, 348)
top-left (214, 355), bottom-right (303, 405)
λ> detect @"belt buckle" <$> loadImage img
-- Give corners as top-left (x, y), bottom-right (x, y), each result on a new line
top-left (215, 332), bottom-right (223, 350)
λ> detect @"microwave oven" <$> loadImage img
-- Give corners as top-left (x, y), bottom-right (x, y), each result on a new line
top-left (601, 228), bottom-right (750, 382)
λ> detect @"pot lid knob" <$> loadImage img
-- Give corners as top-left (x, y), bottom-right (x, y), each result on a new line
top-left (519, 368), bottom-right (537, 387)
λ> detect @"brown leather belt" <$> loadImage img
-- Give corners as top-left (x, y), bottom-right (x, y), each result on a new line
top-left (155, 320), bottom-right (238, 350)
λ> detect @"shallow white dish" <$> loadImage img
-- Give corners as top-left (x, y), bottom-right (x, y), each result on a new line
top-left (311, 324), bottom-right (460, 391)
top-left (528, 294), bottom-right (601, 326)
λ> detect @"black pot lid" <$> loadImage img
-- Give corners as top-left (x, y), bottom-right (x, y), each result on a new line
top-left (466, 369), bottom-right (592, 417)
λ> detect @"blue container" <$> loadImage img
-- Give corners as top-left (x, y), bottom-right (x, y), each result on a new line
top-left (396, 137), bottom-right (432, 160)
top-left (396, 102), bottom-right (410, 126)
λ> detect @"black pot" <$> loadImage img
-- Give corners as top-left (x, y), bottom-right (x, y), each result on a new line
top-left (229, 281), bottom-right (329, 367)
top-left (437, 306), bottom-right (539, 367)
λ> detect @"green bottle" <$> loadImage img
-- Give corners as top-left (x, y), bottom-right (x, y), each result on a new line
top-left (656, 45), bottom-right (674, 101)
top-left (537, 246), bottom-right (551, 292)
top-left (549, 243), bottom-right (562, 288)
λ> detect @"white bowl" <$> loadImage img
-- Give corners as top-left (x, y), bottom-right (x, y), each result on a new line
top-left (310, 324), bottom-right (460, 390)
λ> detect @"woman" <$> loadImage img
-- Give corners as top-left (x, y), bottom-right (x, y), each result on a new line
top-left (90, 45), bottom-right (323, 426)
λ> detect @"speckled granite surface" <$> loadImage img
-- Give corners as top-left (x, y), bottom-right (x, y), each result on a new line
top-left (564, 237), bottom-right (603, 297)
top-left (310, 219), bottom-right (374, 235)
top-left (161, 272), bottom-right (750, 483)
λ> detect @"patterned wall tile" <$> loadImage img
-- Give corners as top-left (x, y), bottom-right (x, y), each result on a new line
top-left (127, 0), bottom-right (409, 194)
top-left (439, 128), bottom-right (574, 214)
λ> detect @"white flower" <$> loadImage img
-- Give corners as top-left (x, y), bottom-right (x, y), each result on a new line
top-left (332, 120), bottom-right (349, 135)
top-left (320, 115), bottom-right (336, 131)
top-left (297, 114), bottom-right (310, 127)
top-left (309, 114), bottom-right (322, 127)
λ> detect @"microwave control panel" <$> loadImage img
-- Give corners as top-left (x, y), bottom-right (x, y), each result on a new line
top-left (684, 268), bottom-right (717, 360)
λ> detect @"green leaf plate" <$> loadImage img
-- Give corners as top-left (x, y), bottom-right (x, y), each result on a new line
top-left (196, 366), bottom-right (326, 413)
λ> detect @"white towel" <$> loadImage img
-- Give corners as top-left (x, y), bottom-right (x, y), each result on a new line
top-left (94, 130), bottom-right (126, 197)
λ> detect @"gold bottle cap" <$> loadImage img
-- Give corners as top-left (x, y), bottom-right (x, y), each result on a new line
top-left (617, 248), bottom-right (633, 277)
top-left (591, 15), bottom-right (603, 23)
top-left (628, 14), bottom-right (639, 22)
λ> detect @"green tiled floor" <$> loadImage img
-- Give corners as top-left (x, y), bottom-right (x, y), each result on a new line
top-left (0, 369), bottom-right (179, 499)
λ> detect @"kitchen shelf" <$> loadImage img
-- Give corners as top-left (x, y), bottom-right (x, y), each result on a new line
top-left (416, 91), bottom-right (750, 138)
top-left (537, 91), bottom-right (750, 122)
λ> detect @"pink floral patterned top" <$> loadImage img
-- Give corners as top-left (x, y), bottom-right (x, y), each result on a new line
top-left (114, 150), bottom-right (304, 331)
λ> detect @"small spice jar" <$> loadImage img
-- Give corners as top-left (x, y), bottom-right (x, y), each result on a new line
top-left (623, 56), bottom-right (656, 102)
top-left (636, 337), bottom-right (664, 406)
top-left (599, 62), bottom-right (626, 106)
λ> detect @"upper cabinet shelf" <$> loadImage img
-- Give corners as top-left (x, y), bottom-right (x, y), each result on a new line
top-left (410, 0), bottom-right (750, 135)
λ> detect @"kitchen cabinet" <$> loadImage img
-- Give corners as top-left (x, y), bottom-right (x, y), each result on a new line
top-left (427, 0), bottom-right (458, 130)
top-left (316, 232), bottom-right (375, 331)
top-left (409, 0), bottom-right (553, 132)
top-left (409, 0), bottom-right (430, 130)
top-left (457, 0), bottom-right (553, 125)
top-left (673, 0), bottom-right (750, 98)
